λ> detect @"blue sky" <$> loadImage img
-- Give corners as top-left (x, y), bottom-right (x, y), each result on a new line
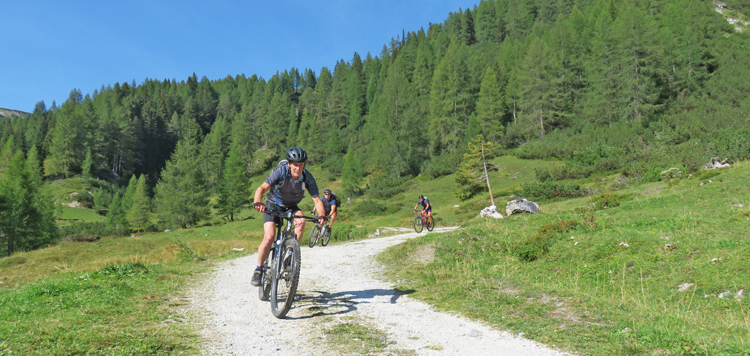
top-left (1, 0), bottom-right (478, 113)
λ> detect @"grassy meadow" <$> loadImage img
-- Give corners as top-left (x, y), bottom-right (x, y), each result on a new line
top-left (379, 161), bottom-right (750, 355)
top-left (1, 157), bottom-right (748, 355)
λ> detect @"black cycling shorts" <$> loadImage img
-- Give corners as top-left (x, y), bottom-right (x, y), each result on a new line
top-left (263, 203), bottom-right (301, 224)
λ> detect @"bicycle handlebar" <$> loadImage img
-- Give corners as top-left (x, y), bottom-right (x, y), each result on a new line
top-left (258, 202), bottom-right (326, 222)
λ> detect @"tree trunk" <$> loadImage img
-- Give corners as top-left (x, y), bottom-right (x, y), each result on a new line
top-left (481, 142), bottom-right (495, 207)
top-left (539, 108), bottom-right (545, 139)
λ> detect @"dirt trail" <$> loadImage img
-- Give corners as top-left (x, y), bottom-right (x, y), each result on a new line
top-left (189, 227), bottom-right (572, 355)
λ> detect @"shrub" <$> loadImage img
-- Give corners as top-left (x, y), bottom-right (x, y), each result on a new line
top-left (60, 222), bottom-right (130, 240)
top-left (367, 176), bottom-right (409, 199)
top-left (518, 181), bottom-right (586, 199)
top-left (690, 169), bottom-right (723, 181)
top-left (349, 199), bottom-right (387, 216)
top-left (516, 234), bottom-right (550, 262)
top-left (534, 165), bottom-right (596, 183)
top-left (75, 190), bottom-right (95, 208)
top-left (591, 193), bottom-right (632, 210)
top-left (423, 153), bottom-right (461, 178)
top-left (99, 262), bottom-right (149, 277)
top-left (516, 220), bottom-right (579, 262)
top-left (331, 224), bottom-right (369, 241)
top-left (534, 167), bottom-right (552, 182)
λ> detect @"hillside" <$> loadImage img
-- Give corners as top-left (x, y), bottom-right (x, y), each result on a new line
top-left (0, 157), bottom-right (747, 354)
top-left (0, 0), bottom-right (749, 353)
top-left (0, 107), bottom-right (29, 119)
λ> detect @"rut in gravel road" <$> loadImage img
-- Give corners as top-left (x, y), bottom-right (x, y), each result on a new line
top-left (190, 227), bottom-right (573, 356)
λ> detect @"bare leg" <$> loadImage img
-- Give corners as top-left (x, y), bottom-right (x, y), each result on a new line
top-left (329, 212), bottom-right (336, 227)
top-left (294, 209), bottom-right (306, 243)
top-left (256, 221), bottom-right (276, 267)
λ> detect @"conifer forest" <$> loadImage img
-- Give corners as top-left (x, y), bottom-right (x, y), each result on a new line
top-left (1, 0), bottom-right (749, 255)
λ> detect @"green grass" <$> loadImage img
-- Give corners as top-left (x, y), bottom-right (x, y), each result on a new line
top-left (0, 263), bottom-right (199, 355)
top-left (0, 219), bottom-right (264, 354)
top-left (378, 162), bottom-right (750, 356)
top-left (324, 320), bottom-right (391, 355)
top-left (6, 156), bottom-right (747, 355)
top-left (57, 205), bottom-right (107, 226)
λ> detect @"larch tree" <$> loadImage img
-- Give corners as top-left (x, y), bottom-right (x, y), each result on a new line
top-left (455, 135), bottom-right (499, 202)
top-left (476, 66), bottom-right (506, 141)
top-left (126, 174), bottom-right (152, 232)
top-left (153, 118), bottom-right (209, 228)
top-left (516, 37), bottom-right (567, 139)
top-left (216, 143), bottom-right (251, 221)
top-left (0, 151), bottom-right (56, 256)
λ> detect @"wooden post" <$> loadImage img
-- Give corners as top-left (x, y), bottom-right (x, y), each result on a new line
top-left (481, 142), bottom-right (495, 207)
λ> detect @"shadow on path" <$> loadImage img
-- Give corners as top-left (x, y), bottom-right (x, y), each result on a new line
top-left (286, 288), bottom-right (416, 320)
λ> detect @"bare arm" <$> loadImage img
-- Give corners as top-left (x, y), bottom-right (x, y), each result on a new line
top-left (253, 182), bottom-right (271, 212)
top-left (311, 195), bottom-right (326, 218)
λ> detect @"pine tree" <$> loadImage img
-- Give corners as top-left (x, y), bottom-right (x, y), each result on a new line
top-left (454, 135), bottom-right (499, 201)
top-left (25, 145), bottom-right (43, 188)
top-left (0, 134), bottom-right (15, 175)
top-left (199, 116), bottom-right (230, 193)
top-left (430, 42), bottom-right (472, 153)
top-left (515, 38), bottom-right (567, 139)
top-left (153, 118), bottom-right (209, 228)
top-left (216, 143), bottom-right (250, 221)
top-left (82, 147), bottom-right (94, 177)
top-left (0, 151), bottom-right (57, 256)
top-left (126, 174), bottom-right (151, 232)
top-left (341, 149), bottom-right (364, 198)
top-left (121, 174), bottom-right (138, 214)
top-left (45, 91), bottom-right (85, 177)
top-left (107, 193), bottom-right (126, 227)
top-left (368, 57), bottom-right (425, 178)
top-left (476, 66), bottom-right (506, 141)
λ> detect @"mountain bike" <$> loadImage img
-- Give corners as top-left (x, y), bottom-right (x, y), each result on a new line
top-left (308, 212), bottom-right (332, 248)
top-left (257, 203), bottom-right (323, 318)
top-left (413, 210), bottom-right (435, 233)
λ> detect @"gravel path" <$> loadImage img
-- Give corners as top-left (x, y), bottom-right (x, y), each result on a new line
top-left (189, 227), bottom-right (572, 355)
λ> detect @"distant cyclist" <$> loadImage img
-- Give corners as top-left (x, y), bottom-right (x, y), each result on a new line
top-left (321, 189), bottom-right (338, 228)
top-left (414, 195), bottom-right (432, 220)
top-left (251, 147), bottom-right (327, 286)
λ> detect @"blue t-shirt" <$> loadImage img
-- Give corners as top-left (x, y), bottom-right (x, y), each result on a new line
top-left (417, 198), bottom-right (431, 210)
top-left (264, 164), bottom-right (319, 208)
top-left (321, 194), bottom-right (337, 212)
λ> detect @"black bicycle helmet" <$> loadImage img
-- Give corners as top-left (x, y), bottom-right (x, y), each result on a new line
top-left (324, 189), bottom-right (332, 194)
top-left (418, 195), bottom-right (424, 200)
top-left (286, 147), bottom-right (308, 163)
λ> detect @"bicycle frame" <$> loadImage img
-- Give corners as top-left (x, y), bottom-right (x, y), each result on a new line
top-left (413, 210), bottom-right (434, 233)
top-left (270, 210), bottom-right (296, 276)
top-left (308, 211), bottom-right (331, 248)
top-left (259, 204), bottom-right (322, 318)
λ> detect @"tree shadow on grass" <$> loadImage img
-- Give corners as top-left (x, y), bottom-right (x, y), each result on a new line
top-left (287, 288), bottom-right (416, 320)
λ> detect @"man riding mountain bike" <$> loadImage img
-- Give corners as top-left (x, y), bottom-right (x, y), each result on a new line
top-left (321, 189), bottom-right (338, 228)
top-left (251, 147), bottom-right (327, 287)
top-left (414, 195), bottom-right (432, 220)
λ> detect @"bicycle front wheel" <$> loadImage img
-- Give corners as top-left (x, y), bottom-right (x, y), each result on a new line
top-left (426, 216), bottom-right (435, 231)
top-left (271, 238), bottom-right (301, 318)
top-left (321, 226), bottom-right (331, 246)
top-left (413, 216), bottom-right (424, 233)
top-left (308, 224), bottom-right (320, 248)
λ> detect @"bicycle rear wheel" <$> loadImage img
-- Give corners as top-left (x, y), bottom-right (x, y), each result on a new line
top-left (320, 226), bottom-right (331, 246)
top-left (258, 254), bottom-right (273, 301)
top-left (426, 216), bottom-right (435, 231)
top-left (413, 216), bottom-right (424, 233)
top-left (271, 238), bottom-right (301, 318)
top-left (308, 224), bottom-right (320, 248)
